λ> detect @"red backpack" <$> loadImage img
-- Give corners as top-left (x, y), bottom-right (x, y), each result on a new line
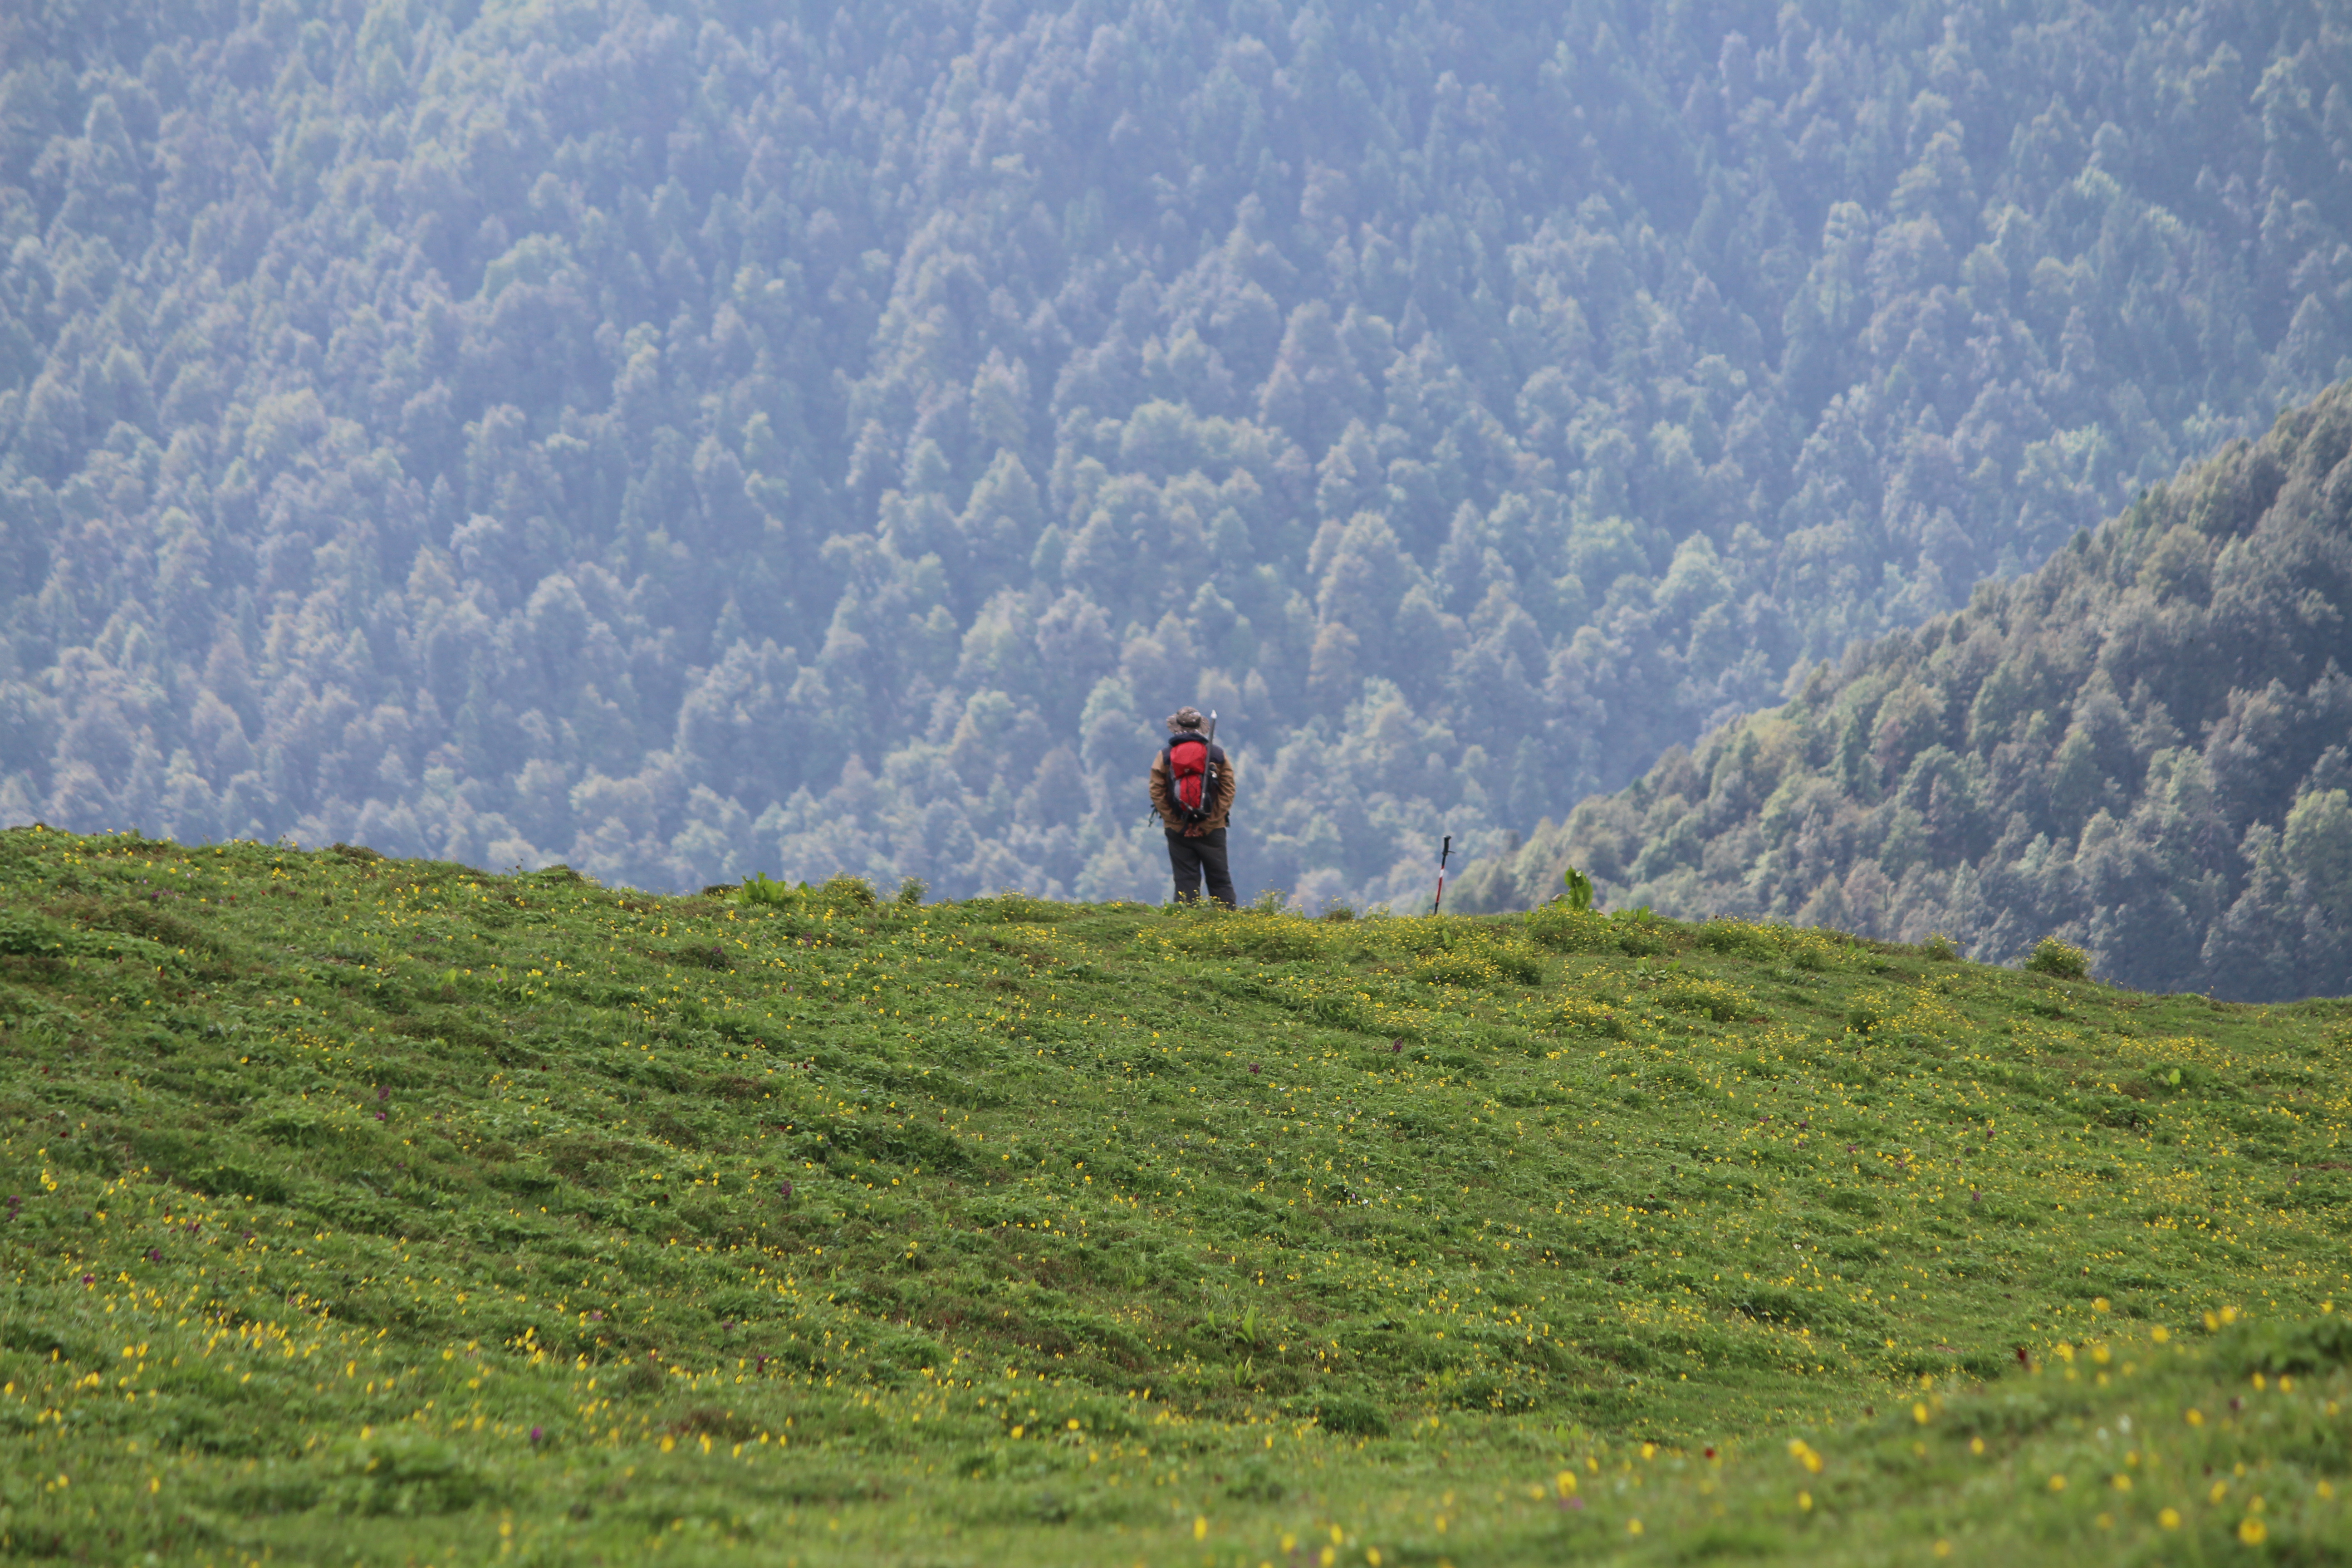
top-left (1165, 730), bottom-right (1219, 824)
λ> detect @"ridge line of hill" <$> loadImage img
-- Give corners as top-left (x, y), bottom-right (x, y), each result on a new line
top-left (1455, 377), bottom-right (2352, 1004)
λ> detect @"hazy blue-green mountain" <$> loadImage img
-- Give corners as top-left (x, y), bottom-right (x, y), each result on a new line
top-left (3, 0), bottom-right (2348, 906)
top-left (1452, 377), bottom-right (2352, 1002)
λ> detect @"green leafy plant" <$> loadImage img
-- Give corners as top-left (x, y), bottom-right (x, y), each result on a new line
top-left (739, 872), bottom-right (797, 908)
top-left (1845, 992), bottom-right (1900, 1032)
top-left (819, 874), bottom-right (878, 909)
top-left (2024, 936), bottom-right (2090, 978)
top-left (1656, 976), bottom-right (1756, 1022)
top-left (1313, 1396), bottom-right (1390, 1438)
top-left (1414, 951), bottom-right (1499, 986)
top-left (1561, 866), bottom-right (1594, 911)
top-left (1402, 919), bottom-right (1543, 985)
top-left (1524, 903), bottom-right (1612, 952)
top-left (0, 911), bottom-right (76, 956)
top-left (1607, 905), bottom-right (1670, 956)
top-left (1166, 912), bottom-right (1323, 962)
top-left (325, 1431), bottom-right (500, 1516)
top-left (1488, 944), bottom-right (1544, 985)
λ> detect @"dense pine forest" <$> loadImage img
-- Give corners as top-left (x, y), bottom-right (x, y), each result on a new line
top-left (1453, 379), bottom-right (2352, 1001)
top-left (2, 0), bottom-right (2349, 909)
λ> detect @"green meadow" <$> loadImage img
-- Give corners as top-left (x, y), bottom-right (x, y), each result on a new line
top-left (1, 825), bottom-right (2347, 1565)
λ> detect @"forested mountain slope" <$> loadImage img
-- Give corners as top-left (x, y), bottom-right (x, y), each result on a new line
top-left (3, 1), bottom-right (2349, 906)
top-left (1451, 378), bottom-right (2352, 1002)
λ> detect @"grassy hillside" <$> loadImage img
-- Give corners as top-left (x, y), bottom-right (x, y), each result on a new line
top-left (1, 825), bottom-right (2348, 1564)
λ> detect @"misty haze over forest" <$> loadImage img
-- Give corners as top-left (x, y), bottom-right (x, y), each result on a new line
top-left (3, 0), bottom-right (2348, 916)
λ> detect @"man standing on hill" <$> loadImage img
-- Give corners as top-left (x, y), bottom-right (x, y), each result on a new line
top-left (1150, 706), bottom-right (1238, 906)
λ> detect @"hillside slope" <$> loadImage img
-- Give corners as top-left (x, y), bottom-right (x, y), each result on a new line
top-left (1455, 378), bottom-right (2352, 1002)
top-left (2, 827), bottom-right (2349, 1561)
top-left (5, 2), bottom-right (2352, 909)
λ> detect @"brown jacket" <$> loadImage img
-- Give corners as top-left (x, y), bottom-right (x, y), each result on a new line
top-left (1149, 736), bottom-right (1237, 833)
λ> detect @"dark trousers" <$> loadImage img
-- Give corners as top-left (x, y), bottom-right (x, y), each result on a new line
top-left (1166, 828), bottom-right (1235, 907)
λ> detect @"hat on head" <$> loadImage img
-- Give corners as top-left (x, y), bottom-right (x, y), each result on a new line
top-left (1166, 706), bottom-right (1205, 731)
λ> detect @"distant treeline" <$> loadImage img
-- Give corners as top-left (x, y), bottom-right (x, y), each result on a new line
top-left (2, 1), bottom-right (2347, 907)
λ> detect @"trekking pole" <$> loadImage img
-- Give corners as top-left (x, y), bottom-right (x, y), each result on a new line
top-left (1431, 834), bottom-right (1452, 915)
top-left (1202, 710), bottom-right (1218, 818)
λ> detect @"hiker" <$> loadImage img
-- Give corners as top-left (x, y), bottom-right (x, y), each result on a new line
top-left (1149, 706), bottom-right (1238, 906)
